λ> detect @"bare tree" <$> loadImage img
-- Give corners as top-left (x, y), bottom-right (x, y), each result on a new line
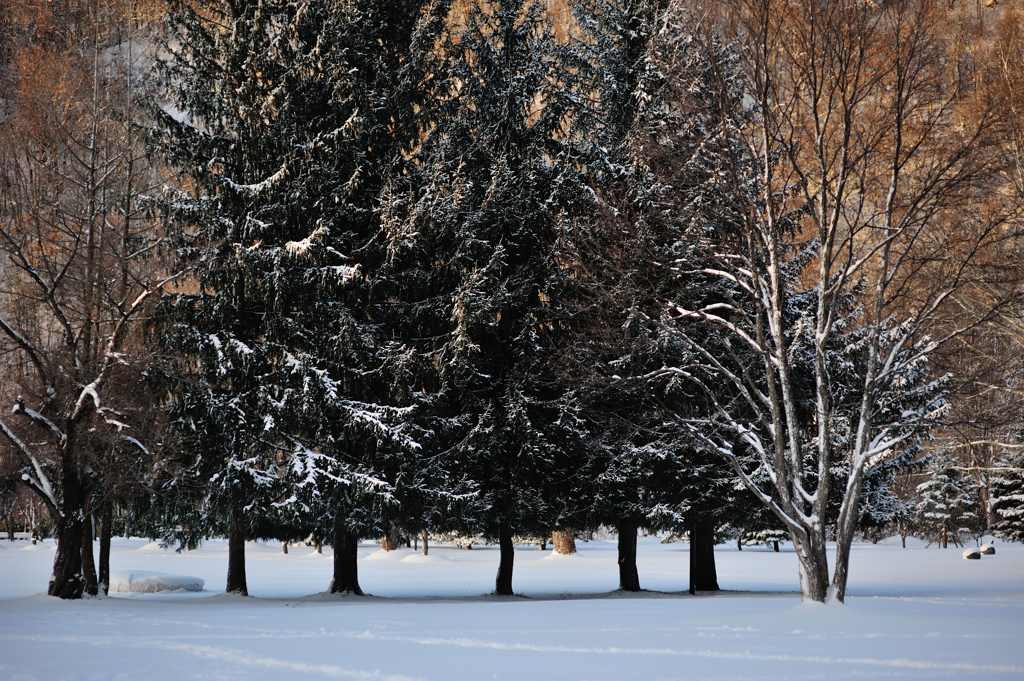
top-left (0, 0), bottom-right (172, 598)
top-left (652, 0), bottom-right (1016, 602)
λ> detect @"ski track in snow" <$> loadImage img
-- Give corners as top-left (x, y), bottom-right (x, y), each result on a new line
top-left (2, 633), bottom-right (418, 680)
top-left (311, 630), bottom-right (1024, 675)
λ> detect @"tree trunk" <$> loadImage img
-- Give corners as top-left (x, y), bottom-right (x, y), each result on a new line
top-left (49, 455), bottom-right (85, 599)
top-left (225, 503), bottom-right (248, 596)
top-left (690, 515), bottom-right (720, 592)
top-left (282, 541), bottom-right (288, 554)
top-left (793, 530), bottom-right (830, 603)
top-left (616, 521), bottom-right (641, 592)
top-left (552, 528), bottom-right (576, 555)
top-left (329, 517), bottom-right (363, 595)
top-left (829, 466), bottom-right (868, 603)
top-left (422, 529), bottom-right (429, 556)
top-left (81, 508), bottom-right (99, 597)
top-left (773, 540), bottom-right (779, 552)
top-left (494, 522), bottom-right (514, 595)
top-left (98, 500), bottom-right (111, 595)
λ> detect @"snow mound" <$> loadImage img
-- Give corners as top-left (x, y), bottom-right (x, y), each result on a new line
top-left (109, 570), bottom-right (204, 593)
top-left (541, 551), bottom-right (585, 560)
top-left (400, 553), bottom-right (451, 564)
top-left (134, 542), bottom-right (169, 553)
top-left (981, 543), bottom-right (996, 555)
top-left (962, 548), bottom-right (981, 560)
top-left (363, 550), bottom-right (407, 562)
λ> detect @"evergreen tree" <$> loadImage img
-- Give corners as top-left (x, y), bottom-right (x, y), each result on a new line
top-left (855, 452), bottom-right (922, 544)
top-left (382, 0), bottom-right (589, 596)
top-left (564, 0), bottom-right (746, 592)
top-left (151, 0), bottom-right (442, 595)
top-left (915, 453), bottom-right (981, 548)
top-left (990, 450), bottom-right (1024, 542)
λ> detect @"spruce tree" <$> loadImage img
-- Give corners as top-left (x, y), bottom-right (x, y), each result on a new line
top-left (151, 0), bottom-right (442, 595)
top-left (382, 0), bottom-right (589, 596)
top-left (915, 453), bottom-right (981, 548)
top-left (564, 0), bottom-right (745, 592)
top-left (990, 451), bottom-right (1024, 542)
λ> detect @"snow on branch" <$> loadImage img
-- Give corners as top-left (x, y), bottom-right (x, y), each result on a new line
top-left (222, 162), bottom-right (288, 195)
top-left (0, 416), bottom-right (59, 517)
top-left (0, 316), bottom-right (55, 403)
top-left (12, 397), bottom-right (65, 444)
top-left (71, 276), bottom-right (177, 424)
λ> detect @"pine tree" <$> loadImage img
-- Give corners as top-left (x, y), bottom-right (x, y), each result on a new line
top-left (990, 451), bottom-right (1024, 542)
top-left (563, 0), bottom-right (746, 592)
top-left (915, 453), bottom-right (981, 548)
top-left (381, 0), bottom-right (589, 596)
top-left (151, 0), bottom-right (442, 595)
top-left (855, 452), bottom-right (922, 545)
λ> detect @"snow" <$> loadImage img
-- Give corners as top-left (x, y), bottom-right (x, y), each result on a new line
top-left (108, 570), bottom-right (205, 593)
top-left (0, 536), bottom-right (1022, 680)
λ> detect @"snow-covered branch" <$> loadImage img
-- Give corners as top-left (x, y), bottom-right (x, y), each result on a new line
top-left (0, 416), bottom-right (59, 517)
top-left (12, 397), bottom-right (65, 444)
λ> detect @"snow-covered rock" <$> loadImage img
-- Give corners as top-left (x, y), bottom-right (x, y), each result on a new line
top-left (980, 543), bottom-right (995, 555)
top-left (962, 548), bottom-right (981, 560)
top-left (109, 570), bottom-right (204, 593)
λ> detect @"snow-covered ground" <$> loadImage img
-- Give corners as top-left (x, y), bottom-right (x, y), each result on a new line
top-left (0, 535), bottom-right (1021, 680)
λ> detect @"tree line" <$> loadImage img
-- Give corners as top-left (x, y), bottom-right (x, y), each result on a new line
top-left (2, 0), bottom-right (1024, 603)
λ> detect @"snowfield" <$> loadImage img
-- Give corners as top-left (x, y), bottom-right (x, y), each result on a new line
top-left (0, 536), bottom-right (1021, 680)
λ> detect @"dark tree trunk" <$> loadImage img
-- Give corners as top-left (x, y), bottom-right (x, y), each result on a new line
top-left (49, 454), bottom-right (85, 599)
top-left (329, 517), bottom-right (363, 595)
top-left (617, 521), bottom-right (641, 592)
top-left (773, 540), bottom-right (780, 552)
top-left (689, 519), bottom-right (696, 595)
top-left (81, 508), bottom-right (99, 597)
top-left (422, 529), bottom-right (429, 556)
top-left (98, 501), bottom-right (111, 595)
top-left (690, 515), bottom-right (720, 592)
top-left (552, 528), bottom-right (576, 555)
top-left (225, 503), bottom-right (248, 596)
top-left (494, 522), bottom-right (514, 595)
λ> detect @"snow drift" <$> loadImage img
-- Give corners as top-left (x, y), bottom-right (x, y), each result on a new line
top-left (109, 570), bottom-right (204, 593)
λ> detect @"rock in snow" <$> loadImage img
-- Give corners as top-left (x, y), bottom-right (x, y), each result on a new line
top-left (109, 570), bottom-right (204, 593)
top-left (980, 543), bottom-right (996, 555)
top-left (962, 548), bottom-right (981, 560)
